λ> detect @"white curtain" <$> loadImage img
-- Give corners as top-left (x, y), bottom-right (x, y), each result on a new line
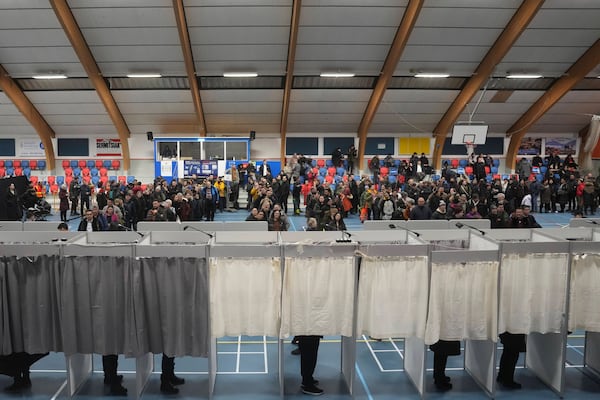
top-left (569, 253), bottom-right (600, 332)
top-left (210, 257), bottom-right (281, 338)
top-left (280, 257), bottom-right (355, 338)
top-left (357, 256), bottom-right (428, 339)
top-left (499, 253), bottom-right (568, 334)
top-left (425, 261), bottom-right (499, 345)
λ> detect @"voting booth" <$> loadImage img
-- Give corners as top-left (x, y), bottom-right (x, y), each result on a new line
top-left (568, 218), bottom-right (600, 228)
top-left (62, 232), bottom-right (143, 397)
top-left (543, 227), bottom-right (600, 379)
top-left (363, 219), bottom-right (490, 230)
top-left (352, 230), bottom-right (429, 397)
top-left (418, 229), bottom-right (500, 397)
top-left (208, 231), bottom-right (281, 396)
top-left (135, 231), bottom-right (211, 397)
top-left (280, 231), bottom-right (358, 394)
top-left (0, 221), bottom-right (24, 231)
top-left (0, 231), bottom-right (82, 358)
top-left (136, 221), bottom-right (268, 232)
top-left (484, 228), bottom-right (570, 396)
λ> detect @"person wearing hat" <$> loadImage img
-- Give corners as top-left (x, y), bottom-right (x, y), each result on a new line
top-left (431, 200), bottom-right (447, 220)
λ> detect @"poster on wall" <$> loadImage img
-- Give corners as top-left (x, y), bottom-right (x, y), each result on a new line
top-left (95, 138), bottom-right (122, 157)
top-left (160, 161), bottom-right (172, 177)
top-left (517, 137), bottom-right (542, 155)
top-left (545, 138), bottom-right (577, 155)
top-left (16, 138), bottom-right (45, 157)
top-left (183, 160), bottom-right (217, 178)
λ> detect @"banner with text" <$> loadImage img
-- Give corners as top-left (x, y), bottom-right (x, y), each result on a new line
top-left (16, 138), bottom-right (45, 158)
top-left (95, 138), bottom-right (122, 157)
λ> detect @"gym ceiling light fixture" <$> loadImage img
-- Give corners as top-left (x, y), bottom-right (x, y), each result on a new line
top-left (32, 74), bottom-right (67, 79)
top-left (506, 73), bottom-right (543, 79)
top-left (320, 73), bottom-right (355, 78)
top-left (414, 73), bottom-right (450, 78)
top-left (223, 72), bottom-right (258, 78)
top-left (126, 73), bottom-right (162, 78)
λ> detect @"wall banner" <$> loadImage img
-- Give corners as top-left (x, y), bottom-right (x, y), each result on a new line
top-left (16, 138), bottom-right (45, 157)
top-left (96, 138), bottom-right (122, 157)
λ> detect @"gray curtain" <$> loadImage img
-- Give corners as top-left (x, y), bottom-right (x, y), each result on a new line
top-left (0, 255), bottom-right (62, 355)
top-left (133, 258), bottom-right (209, 357)
top-left (61, 256), bottom-right (136, 356)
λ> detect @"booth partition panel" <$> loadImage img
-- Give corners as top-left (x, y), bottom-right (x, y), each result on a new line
top-left (208, 231), bottom-right (281, 397)
top-left (352, 230), bottom-right (429, 397)
top-left (486, 229), bottom-right (571, 397)
top-left (419, 229), bottom-right (500, 398)
top-left (280, 231), bottom-right (358, 395)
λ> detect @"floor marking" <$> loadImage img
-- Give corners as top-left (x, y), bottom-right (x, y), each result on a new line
top-left (50, 379), bottom-right (67, 400)
top-left (236, 336), bottom-right (242, 373)
top-left (355, 364), bottom-right (374, 400)
top-left (263, 335), bottom-right (269, 374)
top-left (362, 335), bottom-right (386, 372)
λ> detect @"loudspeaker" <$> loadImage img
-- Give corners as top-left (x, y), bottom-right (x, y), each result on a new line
top-left (147, 131), bottom-right (153, 141)
top-left (249, 130), bottom-right (256, 140)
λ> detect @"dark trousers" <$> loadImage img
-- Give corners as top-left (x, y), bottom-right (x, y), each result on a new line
top-left (498, 333), bottom-right (526, 383)
top-left (60, 209), bottom-right (67, 222)
top-left (80, 196), bottom-right (90, 215)
top-left (70, 197), bottom-right (79, 214)
top-left (433, 352), bottom-right (449, 383)
top-left (161, 354), bottom-right (174, 381)
top-left (102, 354), bottom-right (118, 383)
top-left (205, 201), bottom-right (216, 221)
top-left (298, 336), bottom-right (320, 386)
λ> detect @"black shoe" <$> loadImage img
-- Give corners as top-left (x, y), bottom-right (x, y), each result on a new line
top-left (498, 380), bottom-right (522, 389)
top-left (104, 374), bottom-right (124, 385)
top-left (109, 383), bottom-right (128, 396)
top-left (301, 384), bottom-right (323, 396)
top-left (291, 348), bottom-right (301, 355)
top-left (21, 375), bottom-right (31, 388)
top-left (169, 375), bottom-right (185, 386)
top-left (4, 378), bottom-right (25, 392)
top-left (160, 381), bottom-right (179, 394)
top-left (434, 381), bottom-right (452, 391)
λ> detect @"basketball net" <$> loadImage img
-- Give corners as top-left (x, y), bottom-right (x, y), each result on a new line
top-left (465, 141), bottom-right (476, 156)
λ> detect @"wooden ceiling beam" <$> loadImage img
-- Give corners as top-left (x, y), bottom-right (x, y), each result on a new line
top-left (50, 0), bottom-right (131, 170)
top-left (280, 0), bottom-right (302, 165)
top-left (0, 64), bottom-right (56, 170)
top-left (505, 39), bottom-right (600, 170)
top-left (357, 0), bottom-right (424, 171)
top-left (173, 0), bottom-right (206, 137)
top-left (431, 0), bottom-right (544, 170)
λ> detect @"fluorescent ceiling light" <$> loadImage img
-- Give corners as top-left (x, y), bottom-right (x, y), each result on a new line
top-left (32, 74), bottom-right (67, 79)
top-left (320, 73), bottom-right (355, 78)
top-left (126, 73), bottom-right (162, 78)
top-left (414, 73), bottom-right (450, 78)
top-left (223, 72), bottom-right (258, 78)
top-left (506, 73), bottom-right (543, 79)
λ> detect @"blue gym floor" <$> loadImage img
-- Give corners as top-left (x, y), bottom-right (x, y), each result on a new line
top-left (2, 206), bottom-right (598, 399)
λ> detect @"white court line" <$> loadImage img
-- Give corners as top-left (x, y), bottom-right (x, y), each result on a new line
top-left (389, 339), bottom-right (404, 360)
top-left (50, 379), bottom-right (67, 400)
top-left (220, 351), bottom-right (266, 355)
top-left (236, 336), bottom-right (242, 373)
top-left (263, 335), bottom-right (269, 374)
top-left (362, 335), bottom-right (386, 373)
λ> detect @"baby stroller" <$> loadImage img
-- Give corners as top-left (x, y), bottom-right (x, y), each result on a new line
top-left (26, 198), bottom-right (52, 221)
